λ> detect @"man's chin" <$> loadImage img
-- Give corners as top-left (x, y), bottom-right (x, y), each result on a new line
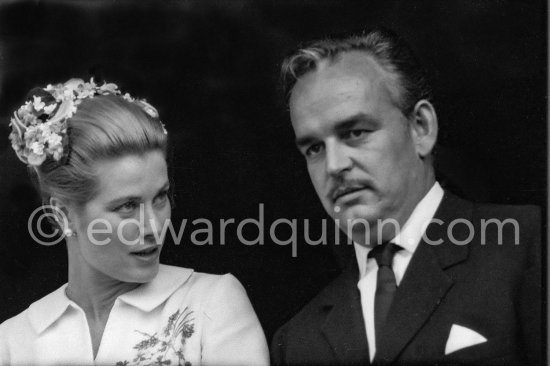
top-left (330, 204), bottom-right (396, 244)
top-left (331, 204), bottom-right (379, 228)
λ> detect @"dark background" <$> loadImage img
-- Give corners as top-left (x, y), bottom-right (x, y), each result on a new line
top-left (0, 0), bottom-right (546, 343)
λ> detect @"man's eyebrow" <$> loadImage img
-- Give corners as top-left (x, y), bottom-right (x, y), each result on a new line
top-left (295, 136), bottom-right (315, 149)
top-left (334, 113), bottom-right (376, 132)
top-left (156, 182), bottom-right (171, 194)
top-left (295, 113), bottom-right (376, 148)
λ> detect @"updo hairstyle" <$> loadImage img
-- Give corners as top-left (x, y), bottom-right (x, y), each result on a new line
top-left (30, 93), bottom-right (168, 206)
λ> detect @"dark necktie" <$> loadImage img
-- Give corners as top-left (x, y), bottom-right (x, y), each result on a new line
top-left (368, 242), bottom-right (402, 345)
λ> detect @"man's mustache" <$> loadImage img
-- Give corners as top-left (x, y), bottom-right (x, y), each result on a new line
top-left (328, 180), bottom-right (374, 202)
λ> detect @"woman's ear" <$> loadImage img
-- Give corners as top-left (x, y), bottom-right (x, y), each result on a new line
top-left (49, 197), bottom-right (75, 237)
top-left (409, 99), bottom-right (438, 158)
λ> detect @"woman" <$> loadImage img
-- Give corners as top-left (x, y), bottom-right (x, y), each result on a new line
top-left (0, 79), bottom-right (269, 366)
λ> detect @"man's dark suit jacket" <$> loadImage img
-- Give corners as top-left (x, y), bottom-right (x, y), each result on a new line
top-left (271, 192), bottom-right (542, 366)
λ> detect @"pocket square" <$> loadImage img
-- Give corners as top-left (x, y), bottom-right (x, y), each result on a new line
top-left (445, 324), bottom-right (487, 355)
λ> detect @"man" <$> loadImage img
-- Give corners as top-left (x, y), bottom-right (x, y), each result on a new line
top-left (271, 28), bottom-right (541, 365)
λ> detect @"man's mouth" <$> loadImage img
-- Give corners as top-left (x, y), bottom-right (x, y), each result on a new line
top-left (331, 185), bottom-right (367, 202)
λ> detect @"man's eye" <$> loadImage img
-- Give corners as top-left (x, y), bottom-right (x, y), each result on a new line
top-left (344, 129), bottom-right (369, 140)
top-left (154, 190), bottom-right (169, 205)
top-left (305, 143), bottom-right (323, 157)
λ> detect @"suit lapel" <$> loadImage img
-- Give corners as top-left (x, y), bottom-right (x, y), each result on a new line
top-left (373, 241), bottom-right (454, 364)
top-left (373, 192), bottom-right (473, 364)
top-left (321, 261), bottom-right (371, 364)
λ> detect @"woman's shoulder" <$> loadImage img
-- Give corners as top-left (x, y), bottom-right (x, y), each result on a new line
top-left (159, 264), bottom-right (247, 303)
top-left (0, 284), bottom-right (67, 339)
top-left (0, 308), bottom-right (29, 334)
top-left (160, 264), bottom-right (242, 287)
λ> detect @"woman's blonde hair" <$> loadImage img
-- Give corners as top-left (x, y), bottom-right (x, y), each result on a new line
top-left (32, 94), bottom-right (168, 206)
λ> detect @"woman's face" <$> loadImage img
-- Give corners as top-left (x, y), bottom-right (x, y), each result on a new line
top-left (67, 150), bottom-right (171, 283)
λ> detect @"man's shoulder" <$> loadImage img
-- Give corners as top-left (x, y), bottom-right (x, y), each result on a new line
top-left (436, 191), bottom-right (541, 239)
top-left (432, 191), bottom-right (541, 268)
top-left (470, 200), bottom-right (540, 222)
top-left (440, 190), bottom-right (540, 220)
top-left (276, 269), bottom-right (354, 332)
top-left (271, 270), bottom-right (358, 364)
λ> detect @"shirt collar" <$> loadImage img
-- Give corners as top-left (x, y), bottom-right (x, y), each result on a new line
top-left (28, 283), bottom-right (73, 335)
top-left (28, 264), bottom-right (193, 334)
top-left (391, 182), bottom-right (444, 254)
top-left (117, 264), bottom-right (193, 312)
top-left (354, 182), bottom-right (444, 277)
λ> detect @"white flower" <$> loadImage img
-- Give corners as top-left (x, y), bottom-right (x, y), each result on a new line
top-left (47, 84), bottom-right (65, 102)
top-left (64, 78), bottom-right (85, 93)
top-left (38, 122), bottom-right (52, 136)
top-left (123, 93), bottom-right (134, 102)
top-left (99, 82), bottom-right (119, 94)
top-left (63, 88), bottom-right (74, 100)
top-left (9, 130), bottom-right (23, 152)
top-left (24, 125), bottom-right (39, 142)
top-left (10, 77), bottom-right (162, 167)
top-left (138, 100), bottom-right (159, 118)
top-left (22, 114), bottom-right (37, 126)
top-left (52, 146), bottom-right (64, 161)
top-left (46, 133), bottom-right (62, 147)
top-left (30, 141), bottom-right (44, 155)
top-left (44, 104), bottom-right (57, 114)
top-left (77, 88), bottom-right (95, 99)
top-left (33, 96), bottom-right (45, 112)
top-left (20, 101), bottom-right (33, 114)
top-left (47, 99), bottom-right (74, 125)
top-left (27, 152), bottom-right (47, 166)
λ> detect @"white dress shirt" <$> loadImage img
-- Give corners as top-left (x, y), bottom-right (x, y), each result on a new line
top-left (354, 182), bottom-right (444, 361)
top-left (0, 264), bottom-right (269, 366)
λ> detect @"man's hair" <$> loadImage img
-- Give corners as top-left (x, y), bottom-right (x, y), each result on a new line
top-left (281, 27), bottom-right (433, 117)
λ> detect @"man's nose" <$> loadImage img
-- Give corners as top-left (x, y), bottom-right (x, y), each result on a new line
top-left (325, 140), bottom-right (352, 177)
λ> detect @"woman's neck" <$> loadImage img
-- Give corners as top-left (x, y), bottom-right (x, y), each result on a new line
top-left (66, 248), bottom-right (139, 321)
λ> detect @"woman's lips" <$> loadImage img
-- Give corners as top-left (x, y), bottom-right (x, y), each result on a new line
top-left (130, 246), bottom-right (160, 260)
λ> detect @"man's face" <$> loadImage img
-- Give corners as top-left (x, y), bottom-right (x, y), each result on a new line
top-left (290, 51), bottom-right (429, 245)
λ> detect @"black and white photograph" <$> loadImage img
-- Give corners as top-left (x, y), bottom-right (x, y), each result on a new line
top-left (0, 1), bottom-right (546, 365)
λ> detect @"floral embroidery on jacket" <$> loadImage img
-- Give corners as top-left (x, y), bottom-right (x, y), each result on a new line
top-left (115, 307), bottom-right (195, 366)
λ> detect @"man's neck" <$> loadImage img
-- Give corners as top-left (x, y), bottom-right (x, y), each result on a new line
top-left (355, 174), bottom-right (437, 246)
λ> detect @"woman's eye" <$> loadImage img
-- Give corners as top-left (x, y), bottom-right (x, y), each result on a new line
top-left (116, 201), bottom-right (138, 213)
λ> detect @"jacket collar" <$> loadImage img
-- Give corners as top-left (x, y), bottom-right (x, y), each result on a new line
top-left (353, 182), bottom-right (445, 279)
top-left (28, 264), bottom-right (193, 334)
top-left (320, 264), bottom-right (371, 364)
top-left (319, 190), bottom-right (473, 364)
top-left (373, 191), bottom-right (472, 364)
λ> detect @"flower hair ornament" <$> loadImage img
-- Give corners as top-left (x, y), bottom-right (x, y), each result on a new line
top-left (9, 78), bottom-right (167, 167)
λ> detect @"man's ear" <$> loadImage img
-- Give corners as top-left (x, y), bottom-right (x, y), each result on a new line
top-left (409, 99), bottom-right (438, 158)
